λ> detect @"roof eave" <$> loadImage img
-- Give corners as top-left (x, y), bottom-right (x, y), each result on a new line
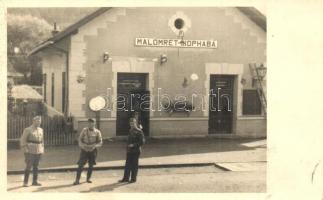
top-left (237, 7), bottom-right (266, 32)
top-left (27, 41), bottom-right (54, 57)
top-left (28, 7), bottom-right (111, 57)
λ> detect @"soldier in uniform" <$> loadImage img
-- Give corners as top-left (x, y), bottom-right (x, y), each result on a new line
top-left (20, 115), bottom-right (44, 187)
top-left (73, 118), bottom-right (103, 185)
top-left (119, 114), bottom-right (145, 183)
top-left (132, 111), bottom-right (143, 131)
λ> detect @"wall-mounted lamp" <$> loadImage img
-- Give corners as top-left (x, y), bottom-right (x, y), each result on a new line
top-left (241, 78), bottom-right (247, 85)
top-left (160, 54), bottom-right (167, 64)
top-left (182, 77), bottom-right (188, 88)
top-left (77, 75), bottom-right (85, 83)
top-left (251, 63), bottom-right (267, 87)
top-left (256, 64), bottom-right (267, 81)
top-left (103, 52), bottom-right (110, 63)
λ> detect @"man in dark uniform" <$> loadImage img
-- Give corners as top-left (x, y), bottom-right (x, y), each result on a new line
top-left (73, 118), bottom-right (103, 185)
top-left (119, 116), bottom-right (145, 183)
top-left (20, 115), bottom-right (44, 187)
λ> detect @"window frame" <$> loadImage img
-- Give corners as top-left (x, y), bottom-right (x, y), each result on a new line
top-left (242, 89), bottom-right (262, 116)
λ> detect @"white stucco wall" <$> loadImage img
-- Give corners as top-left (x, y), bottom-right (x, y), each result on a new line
top-left (41, 50), bottom-right (66, 113)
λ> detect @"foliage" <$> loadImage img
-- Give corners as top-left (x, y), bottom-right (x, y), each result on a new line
top-left (7, 8), bottom-right (97, 29)
top-left (7, 14), bottom-right (52, 85)
top-left (7, 80), bottom-right (14, 112)
top-left (7, 8), bottom-right (96, 85)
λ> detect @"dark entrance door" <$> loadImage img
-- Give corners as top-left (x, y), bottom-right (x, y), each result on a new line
top-left (116, 73), bottom-right (150, 136)
top-left (209, 75), bottom-right (234, 134)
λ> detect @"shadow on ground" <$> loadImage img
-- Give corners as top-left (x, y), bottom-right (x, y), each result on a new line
top-left (7, 186), bottom-right (24, 192)
top-left (84, 182), bottom-right (128, 192)
top-left (34, 183), bottom-right (76, 192)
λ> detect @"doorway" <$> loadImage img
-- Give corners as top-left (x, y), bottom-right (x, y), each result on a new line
top-left (116, 73), bottom-right (150, 136)
top-left (209, 75), bottom-right (235, 134)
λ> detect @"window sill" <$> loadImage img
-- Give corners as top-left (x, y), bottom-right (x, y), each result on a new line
top-left (238, 115), bottom-right (266, 120)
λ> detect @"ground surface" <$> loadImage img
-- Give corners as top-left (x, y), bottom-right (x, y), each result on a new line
top-left (7, 138), bottom-right (266, 192)
top-left (8, 138), bottom-right (266, 171)
top-left (7, 164), bottom-right (266, 192)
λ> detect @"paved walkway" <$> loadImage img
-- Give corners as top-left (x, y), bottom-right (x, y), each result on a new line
top-left (7, 138), bottom-right (266, 172)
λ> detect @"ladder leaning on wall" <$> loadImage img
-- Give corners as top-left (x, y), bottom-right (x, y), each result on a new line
top-left (249, 63), bottom-right (267, 118)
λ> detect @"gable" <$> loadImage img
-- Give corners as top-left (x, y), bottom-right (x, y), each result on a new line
top-left (29, 7), bottom-right (266, 56)
top-left (72, 7), bottom-right (266, 56)
top-left (74, 7), bottom-right (265, 46)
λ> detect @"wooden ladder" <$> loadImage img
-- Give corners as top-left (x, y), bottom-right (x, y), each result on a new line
top-left (249, 63), bottom-right (267, 117)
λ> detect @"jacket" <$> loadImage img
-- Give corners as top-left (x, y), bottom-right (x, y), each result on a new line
top-left (127, 128), bottom-right (145, 153)
top-left (78, 127), bottom-right (103, 152)
top-left (20, 126), bottom-right (44, 154)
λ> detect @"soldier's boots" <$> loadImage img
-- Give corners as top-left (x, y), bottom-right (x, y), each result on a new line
top-left (130, 169), bottom-right (138, 183)
top-left (23, 170), bottom-right (30, 187)
top-left (118, 179), bottom-right (129, 183)
top-left (73, 166), bottom-right (82, 185)
top-left (86, 166), bottom-right (93, 183)
top-left (32, 182), bottom-right (42, 186)
top-left (23, 170), bottom-right (42, 186)
top-left (73, 181), bottom-right (80, 185)
top-left (73, 165), bottom-right (94, 185)
top-left (32, 172), bottom-right (42, 186)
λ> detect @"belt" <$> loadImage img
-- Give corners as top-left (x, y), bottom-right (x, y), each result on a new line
top-left (82, 140), bottom-right (97, 145)
top-left (27, 141), bottom-right (42, 144)
top-left (84, 142), bottom-right (97, 145)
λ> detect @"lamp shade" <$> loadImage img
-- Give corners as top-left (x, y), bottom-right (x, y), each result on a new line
top-left (256, 64), bottom-right (267, 79)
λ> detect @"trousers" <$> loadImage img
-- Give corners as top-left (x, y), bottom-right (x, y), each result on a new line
top-left (122, 152), bottom-right (140, 181)
top-left (75, 149), bottom-right (97, 181)
top-left (23, 153), bottom-right (41, 184)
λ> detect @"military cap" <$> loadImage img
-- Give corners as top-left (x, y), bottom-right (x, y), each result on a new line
top-left (88, 118), bottom-right (96, 122)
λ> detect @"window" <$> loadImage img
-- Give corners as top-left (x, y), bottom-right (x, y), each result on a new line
top-left (62, 72), bottom-right (66, 112)
top-left (242, 90), bottom-right (262, 115)
top-left (51, 73), bottom-right (55, 107)
top-left (43, 74), bottom-right (47, 103)
top-left (174, 18), bottom-right (185, 29)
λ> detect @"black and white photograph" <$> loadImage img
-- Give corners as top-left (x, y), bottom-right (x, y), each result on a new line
top-left (6, 6), bottom-right (268, 193)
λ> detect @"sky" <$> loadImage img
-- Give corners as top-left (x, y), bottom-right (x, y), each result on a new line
top-left (255, 5), bottom-right (266, 15)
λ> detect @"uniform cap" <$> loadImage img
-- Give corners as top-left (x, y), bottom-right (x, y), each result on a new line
top-left (88, 118), bottom-right (95, 122)
top-left (33, 115), bottom-right (41, 120)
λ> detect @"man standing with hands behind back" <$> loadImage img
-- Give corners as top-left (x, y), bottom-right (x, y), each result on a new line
top-left (73, 118), bottom-right (103, 185)
top-left (119, 113), bottom-right (145, 183)
top-left (20, 115), bottom-right (44, 187)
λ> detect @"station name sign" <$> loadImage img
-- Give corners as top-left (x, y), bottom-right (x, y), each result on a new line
top-left (135, 38), bottom-right (217, 49)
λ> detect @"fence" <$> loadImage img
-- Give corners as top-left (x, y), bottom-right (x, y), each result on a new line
top-left (7, 113), bottom-right (76, 146)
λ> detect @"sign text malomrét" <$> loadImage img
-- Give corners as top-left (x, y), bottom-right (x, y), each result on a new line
top-left (135, 38), bottom-right (217, 49)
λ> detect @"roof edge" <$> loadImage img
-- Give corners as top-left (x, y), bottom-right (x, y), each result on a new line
top-left (28, 7), bottom-right (111, 56)
top-left (27, 41), bottom-right (54, 57)
top-left (237, 7), bottom-right (266, 32)
top-left (29, 7), bottom-right (266, 56)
